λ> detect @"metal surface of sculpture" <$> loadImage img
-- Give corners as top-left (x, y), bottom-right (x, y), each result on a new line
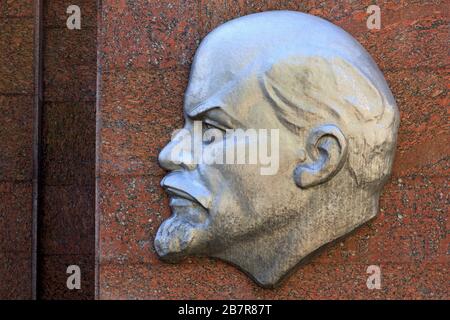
top-left (154, 11), bottom-right (399, 287)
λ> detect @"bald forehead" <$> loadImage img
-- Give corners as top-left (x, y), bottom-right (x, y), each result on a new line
top-left (184, 11), bottom-right (371, 113)
top-left (184, 28), bottom-right (264, 112)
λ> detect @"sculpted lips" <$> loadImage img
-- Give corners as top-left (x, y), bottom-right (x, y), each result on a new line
top-left (161, 172), bottom-right (212, 210)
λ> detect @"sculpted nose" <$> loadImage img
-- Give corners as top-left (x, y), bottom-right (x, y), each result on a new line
top-left (158, 131), bottom-right (197, 171)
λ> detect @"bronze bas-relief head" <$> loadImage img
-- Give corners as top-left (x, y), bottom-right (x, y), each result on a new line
top-left (154, 11), bottom-right (399, 287)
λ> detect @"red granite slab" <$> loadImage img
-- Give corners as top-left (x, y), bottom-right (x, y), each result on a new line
top-left (99, 0), bottom-right (201, 71)
top-left (99, 261), bottom-right (448, 299)
top-left (0, 18), bottom-right (34, 94)
top-left (2, 0), bottom-right (33, 17)
top-left (0, 182), bottom-right (33, 253)
top-left (44, 0), bottom-right (97, 28)
top-left (38, 0), bottom-right (98, 300)
top-left (0, 95), bottom-right (34, 181)
top-left (40, 185), bottom-right (95, 255)
top-left (42, 101), bottom-right (96, 186)
top-left (0, 251), bottom-right (33, 299)
top-left (38, 254), bottom-right (94, 300)
top-left (0, 5), bottom-right (35, 300)
top-left (96, 1), bottom-right (450, 299)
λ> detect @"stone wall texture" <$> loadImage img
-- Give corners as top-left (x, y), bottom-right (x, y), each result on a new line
top-left (0, 0), bottom-right (97, 299)
top-left (1, 0), bottom-right (448, 300)
top-left (0, 0), bottom-right (35, 300)
top-left (96, 1), bottom-right (449, 299)
top-left (38, 0), bottom-right (97, 299)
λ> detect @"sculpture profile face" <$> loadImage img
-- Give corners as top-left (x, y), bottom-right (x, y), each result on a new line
top-left (154, 11), bottom-right (399, 287)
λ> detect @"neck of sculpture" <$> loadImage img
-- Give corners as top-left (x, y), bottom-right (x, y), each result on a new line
top-left (213, 189), bottom-right (379, 288)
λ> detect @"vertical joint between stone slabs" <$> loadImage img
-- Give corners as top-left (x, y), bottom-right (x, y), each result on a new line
top-left (32, 0), bottom-right (44, 300)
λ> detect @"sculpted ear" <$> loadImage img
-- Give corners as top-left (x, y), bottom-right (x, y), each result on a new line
top-left (294, 124), bottom-right (348, 188)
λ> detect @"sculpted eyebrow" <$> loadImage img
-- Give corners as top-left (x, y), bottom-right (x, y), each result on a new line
top-left (187, 103), bottom-right (220, 118)
top-left (189, 107), bottom-right (231, 130)
top-left (188, 103), bottom-right (243, 129)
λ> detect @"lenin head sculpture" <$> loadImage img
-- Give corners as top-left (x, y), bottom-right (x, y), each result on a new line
top-left (154, 11), bottom-right (399, 287)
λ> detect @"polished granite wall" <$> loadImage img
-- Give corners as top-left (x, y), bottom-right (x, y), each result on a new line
top-left (0, 0), bottom-right (447, 300)
top-left (38, 0), bottom-right (96, 299)
top-left (96, 1), bottom-right (448, 299)
top-left (0, 0), bottom-right (35, 299)
top-left (0, 0), bottom-right (97, 299)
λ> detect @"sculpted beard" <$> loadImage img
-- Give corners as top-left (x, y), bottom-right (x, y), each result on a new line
top-left (154, 200), bottom-right (211, 262)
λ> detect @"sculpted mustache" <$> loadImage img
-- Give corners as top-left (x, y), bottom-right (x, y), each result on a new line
top-left (160, 173), bottom-right (212, 209)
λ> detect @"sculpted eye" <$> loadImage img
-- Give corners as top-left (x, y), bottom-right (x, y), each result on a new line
top-left (203, 119), bottom-right (227, 132)
top-left (202, 120), bottom-right (226, 144)
top-left (203, 121), bottom-right (217, 131)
